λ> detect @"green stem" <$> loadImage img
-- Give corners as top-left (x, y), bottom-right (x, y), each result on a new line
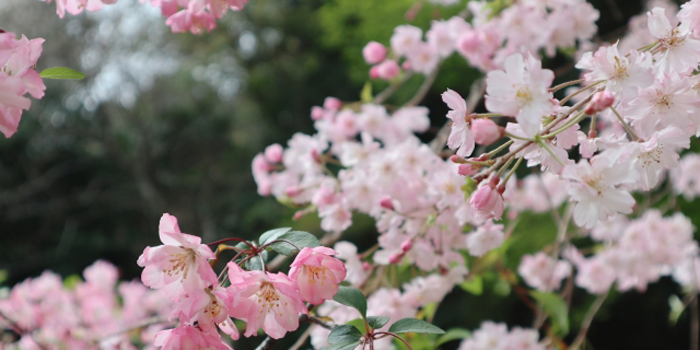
top-left (538, 140), bottom-right (565, 166)
top-left (505, 132), bottom-right (533, 141)
top-left (559, 80), bottom-right (604, 106)
top-left (542, 110), bottom-right (587, 139)
top-left (503, 157), bottom-right (523, 185)
top-left (486, 139), bottom-right (514, 158)
top-left (610, 106), bottom-right (640, 141)
top-left (497, 156), bottom-right (516, 177)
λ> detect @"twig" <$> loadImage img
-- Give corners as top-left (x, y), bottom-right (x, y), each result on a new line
top-left (255, 336), bottom-right (280, 350)
top-left (570, 290), bottom-right (610, 350)
top-left (373, 74), bottom-right (413, 105)
top-left (404, 68), bottom-right (439, 107)
top-left (692, 293), bottom-right (698, 350)
top-left (289, 326), bottom-right (314, 350)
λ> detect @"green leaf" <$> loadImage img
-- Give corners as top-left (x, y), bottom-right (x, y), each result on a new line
top-left (669, 294), bottom-right (684, 326)
top-left (460, 276), bottom-right (483, 295)
top-left (258, 227), bottom-right (292, 245)
top-left (367, 316), bottom-right (390, 329)
top-left (333, 286), bottom-right (367, 318)
top-left (327, 325), bottom-right (362, 344)
top-left (360, 81), bottom-right (373, 103)
top-left (269, 231), bottom-right (320, 256)
top-left (63, 274), bottom-right (82, 290)
top-left (346, 318), bottom-right (367, 334)
top-left (530, 291), bottom-right (569, 336)
top-left (322, 340), bottom-right (362, 350)
top-left (245, 250), bottom-right (268, 271)
top-left (39, 67), bottom-right (85, 80)
top-left (387, 318), bottom-right (445, 335)
top-left (436, 328), bottom-right (471, 346)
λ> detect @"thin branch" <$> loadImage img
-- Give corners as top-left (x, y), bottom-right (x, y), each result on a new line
top-left (289, 326), bottom-right (314, 350)
top-left (373, 73), bottom-right (413, 105)
top-left (570, 290), bottom-right (610, 350)
top-left (404, 68), bottom-right (439, 107)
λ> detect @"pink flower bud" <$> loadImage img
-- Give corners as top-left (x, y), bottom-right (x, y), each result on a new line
top-left (311, 106), bottom-right (325, 120)
top-left (324, 97), bottom-right (342, 111)
top-left (379, 195), bottom-right (395, 210)
top-left (388, 252), bottom-right (404, 264)
top-left (401, 60), bottom-right (412, 71)
top-left (310, 149), bottom-right (323, 164)
top-left (450, 155), bottom-right (466, 164)
top-left (362, 261), bottom-right (372, 271)
top-left (369, 65), bottom-right (380, 79)
top-left (400, 239), bottom-right (413, 252)
top-left (471, 118), bottom-right (502, 146)
top-left (469, 179), bottom-right (505, 221)
top-left (285, 186), bottom-right (302, 197)
top-left (293, 210), bottom-right (307, 221)
top-left (376, 60), bottom-right (400, 80)
top-left (362, 41), bottom-right (387, 64)
top-left (458, 163), bottom-right (478, 176)
top-left (585, 91), bottom-right (615, 115)
top-left (457, 32), bottom-right (480, 53)
top-left (264, 143), bottom-right (284, 163)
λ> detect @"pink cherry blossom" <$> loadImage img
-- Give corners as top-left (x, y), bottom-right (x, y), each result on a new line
top-left (0, 32), bottom-right (45, 138)
top-left (226, 262), bottom-right (307, 339)
top-left (647, 7), bottom-right (700, 75)
top-left (469, 176), bottom-right (505, 222)
top-left (154, 326), bottom-right (231, 350)
top-left (466, 220), bottom-right (505, 256)
top-left (48, 0), bottom-right (119, 18)
top-left (442, 89), bottom-right (475, 157)
top-left (562, 153), bottom-right (637, 229)
top-left (576, 43), bottom-right (653, 101)
top-left (288, 247), bottom-right (347, 305)
top-left (137, 214), bottom-right (218, 301)
top-left (485, 53), bottom-right (555, 137)
top-left (518, 252), bottom-right (571, 292)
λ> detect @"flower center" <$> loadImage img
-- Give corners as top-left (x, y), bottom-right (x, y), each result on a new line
top-left (305, 265), bottom-right (330, 286)
top-left (638, 145), bottom-right (664, 168)
top-left (516, 85), bottom-right (533, 104)
top-left (165, 248), bottom-right (196, 279)
top-left (257, 281), bottom-right (281, 313)
top-left (584, 174), bottom-right (605, 195)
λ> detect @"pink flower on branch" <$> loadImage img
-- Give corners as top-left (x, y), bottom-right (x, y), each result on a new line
top-left (289, 247), bottom-right (347, 305)
top-left (137, 214), bottom-right (218, 301)
top-left (225, 262), bottom-right (307, 339)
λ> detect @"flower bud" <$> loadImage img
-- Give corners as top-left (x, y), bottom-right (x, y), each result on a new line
top-left (324, 97), bottom-right (342, 111)
top-left (457, 32), bottom-right (480, 53)
top-left (376, 60), bottom-right (400, 80)
top-left (450, 155), bottom-right (466, 164)
top-left (379, 195), bottom-right (395, 210)
top-left (311, 106), bottom-right (325, 120)
top-left (585, 91), bottom-right (615, 115)
top-left (285, 186), bottom-right (302, 197)
top-left (369, 65), bottom-right (380, 79)
top-left (458, 163), bottom-right (478, 176)
top-left (362, 261), bottom-right (372, 271)
top-left (388, 252), bottom-right (404, 264)
top-left (311, 149), bottom-right (323, 164)
top-left (400, 239), bottom-right (413, 252)
top-left (471, 118), bottom-right (502, 145)
top-left (362, 41), bottom-right (387, 64)
top-left (264, 143), bottom-right (284, 163)
top-left (401, 60), bottom-right (412, 71)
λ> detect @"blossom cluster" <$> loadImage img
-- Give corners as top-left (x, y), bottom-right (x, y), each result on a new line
top-left (136, 214), bottom-right (347, 349)
top-left (457, 321), bottom-right (547, 350)
top-left (0, 260), bottom-right (171, 349)
top-left (0, 31), bottom-right (45, 138)
top-left (362, 0), bottom-right (600, 80)
top-left (46, 0), bottom-right (118, 18)
top-left (138, 0), bottom-right (249, 34)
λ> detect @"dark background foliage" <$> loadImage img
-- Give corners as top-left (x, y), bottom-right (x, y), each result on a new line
top-left (0, 0), bottom-right (694, 348)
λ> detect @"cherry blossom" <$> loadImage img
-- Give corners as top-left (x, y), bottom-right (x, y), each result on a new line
top-left (288, 247), bottom-right (347, 305)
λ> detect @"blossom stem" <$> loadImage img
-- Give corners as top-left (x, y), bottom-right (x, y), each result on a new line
top-left (609, 106), bottom-right (640, 141)
top-left (486, 140), bottom-right (514, 158)
top-left (374, 73), bottom-right (413, 104)
top-left (262, 238), bottom-right (302, 252)
top-left (207, 237), bottom-right (255, 248)
top-left (549, 79), bottom-right (585, 93)
top-left (405, 66), bottom-right (440, 107)
top-left (559, 80), bottom-right (604, 106)
top-left (542, 110), bottom-right (587, 139)
top-left (538, 140), bottom-right (566, 166)
top-left (496, 156), bottom-right (516, 177)
top-left (373, 332), bottom-right (413, 350)
top-left (503, 157), bottom-right (523, 185)
top-left (570, 290), bottom-right (610, 350)
top-left (505, 132), bottom-right (533, 141)
top-left (472, 112), bottom-right (504, 118)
